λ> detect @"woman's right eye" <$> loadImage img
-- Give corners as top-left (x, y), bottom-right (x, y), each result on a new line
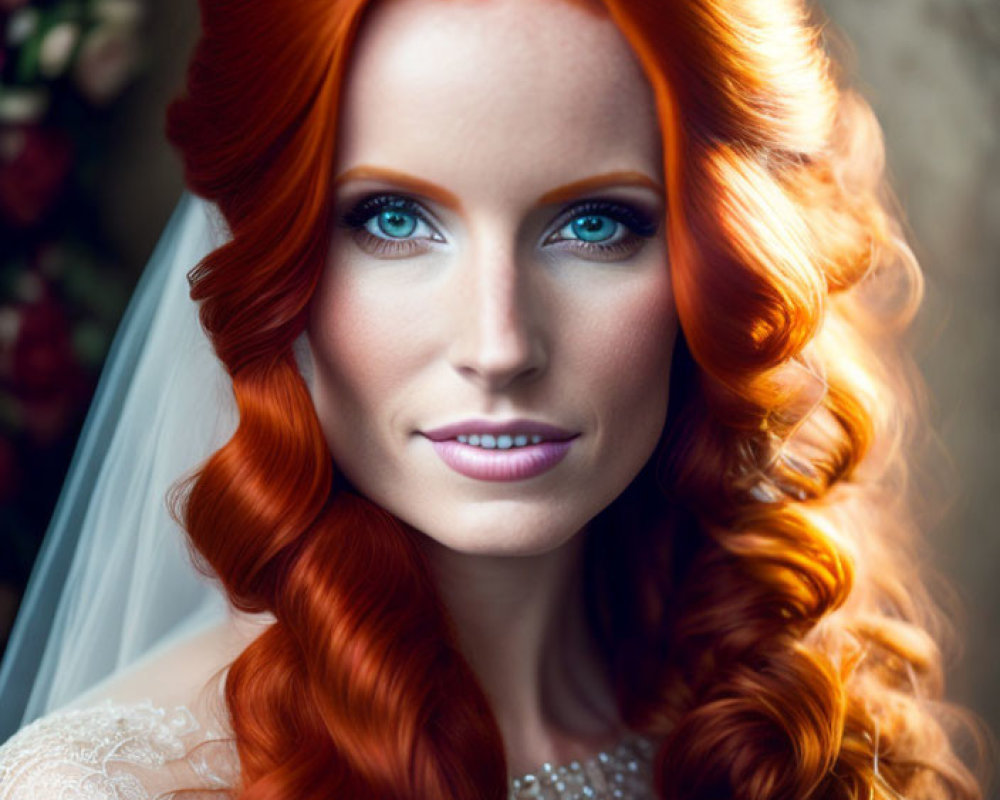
top-left (342, 195), bottom-right (444, 257)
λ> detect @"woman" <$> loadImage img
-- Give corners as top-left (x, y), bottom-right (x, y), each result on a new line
top-left (0, 0), bottom-right (985, 797)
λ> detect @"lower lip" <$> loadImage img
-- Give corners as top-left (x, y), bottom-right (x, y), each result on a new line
top-left (426, 438), bottom-right (574, 481)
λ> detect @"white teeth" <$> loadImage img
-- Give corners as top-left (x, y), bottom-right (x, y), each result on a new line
top-left (453, 433), bottom-right (547, 449)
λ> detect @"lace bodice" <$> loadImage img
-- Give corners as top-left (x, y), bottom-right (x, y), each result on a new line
top-left (0, 701), bottom-right (239, 799)
top-left (0, 702), bottom-right (657, 799)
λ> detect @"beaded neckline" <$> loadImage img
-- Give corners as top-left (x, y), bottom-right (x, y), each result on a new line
top-left (508, 733), bottom-right (657, 800)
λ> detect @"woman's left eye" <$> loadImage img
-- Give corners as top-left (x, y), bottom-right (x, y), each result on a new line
top-left (557, 214), bottom-right (625, 245)
top-left (544, 201), bottom-right (658, 260)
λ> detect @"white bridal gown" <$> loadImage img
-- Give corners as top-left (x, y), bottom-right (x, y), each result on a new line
top-left (0, 698), bottom-right (658, 799)
top-left (0, 609), bottom-right (657, 799)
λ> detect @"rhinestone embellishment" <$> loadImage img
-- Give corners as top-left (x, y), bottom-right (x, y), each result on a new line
top-left (508, 734), bottom-right (657, 800)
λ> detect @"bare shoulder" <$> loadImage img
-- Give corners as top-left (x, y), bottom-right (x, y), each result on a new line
top-left (0, 612), bottom-right (268, 799)
top-left (60, 610), bottom-right (271, 717)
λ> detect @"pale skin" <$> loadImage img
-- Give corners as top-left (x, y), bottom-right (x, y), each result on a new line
top-left (305, 0), bottom-right (677, 777)
top-left (68, 0), bottom-right (679, 782)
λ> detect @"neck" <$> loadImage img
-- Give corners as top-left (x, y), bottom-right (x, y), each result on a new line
top-left (418, 530), bottom-right (625, 778)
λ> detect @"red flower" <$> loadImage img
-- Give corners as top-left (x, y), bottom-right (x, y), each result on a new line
top-left (2, 280), bottom-right (87, 445)
top-left (0, 126), bottom-right (74, 227)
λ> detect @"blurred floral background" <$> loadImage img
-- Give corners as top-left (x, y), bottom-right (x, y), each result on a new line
top-left (0, 0), bottom-right (997, 781)
top-left (0, 0), bottom-right (145, 648)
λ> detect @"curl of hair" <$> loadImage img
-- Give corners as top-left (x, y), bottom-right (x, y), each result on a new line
top-left (167, 0), bottom-right (986, 798)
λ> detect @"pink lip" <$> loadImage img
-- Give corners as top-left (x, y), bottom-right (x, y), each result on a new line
top-left (420, 418), bottom-right (578, 482)
top-left (427, 439), bottom-right (574, 481)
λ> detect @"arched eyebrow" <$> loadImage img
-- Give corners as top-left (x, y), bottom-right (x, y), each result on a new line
top-left (333, 165), bottom-right (465, 212)
top-left (534, 171), bottom-right (664, 205)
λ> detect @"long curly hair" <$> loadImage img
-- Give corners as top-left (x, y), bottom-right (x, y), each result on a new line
top-left (166, 0), bottom-right (985, 798)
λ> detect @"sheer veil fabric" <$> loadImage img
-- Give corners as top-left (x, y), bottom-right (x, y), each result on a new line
top-left (0, 195), bottom-right (238, 739)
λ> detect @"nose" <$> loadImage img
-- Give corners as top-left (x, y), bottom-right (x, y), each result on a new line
top-left (446, 240), bottom-right (547, 392)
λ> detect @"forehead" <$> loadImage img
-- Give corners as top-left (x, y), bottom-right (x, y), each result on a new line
top-left (334, 0), bottom-right (663, 203)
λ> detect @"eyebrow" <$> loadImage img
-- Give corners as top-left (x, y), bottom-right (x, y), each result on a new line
top-left (332, 166), bottom-right (664, 211)
top-left (333, 166), bottom-right (464, 212)
top-left (534, 171), bottom-right (664, 206)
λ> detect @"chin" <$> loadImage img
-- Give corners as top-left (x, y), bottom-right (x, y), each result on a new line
top-left (399, 503), bottom-right (590, 560)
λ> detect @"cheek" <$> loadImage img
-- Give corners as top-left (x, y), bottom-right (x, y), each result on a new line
top-left (306, 268), bottom-right (423, 489)
top-left (567, 270), bottom-right (677, 426)
top-left (306, 279), bottom-right (396, 460)
top-left (307, 267), bottom-right (422, 404)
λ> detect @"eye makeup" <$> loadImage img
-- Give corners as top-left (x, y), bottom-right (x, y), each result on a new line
top-left (542, 198), bottom-right (659, 262)
top-left (340, 194), bottom-right (445, 258)
top-left (550, 199), bottom-right (658, 239)
top-left (338, 192), bottom-right (661, 262)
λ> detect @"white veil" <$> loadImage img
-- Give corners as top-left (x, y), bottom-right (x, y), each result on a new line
top-left (0, 194), bottom-right (236, 738)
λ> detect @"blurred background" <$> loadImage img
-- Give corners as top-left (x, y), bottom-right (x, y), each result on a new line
top-left (0, 0), bottom-right (996, 783)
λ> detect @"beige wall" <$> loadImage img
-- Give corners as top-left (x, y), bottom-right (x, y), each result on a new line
top-left (821, 0), bottom-right (1000, 757)
top-left (105, 0), bottom-right (999, 764)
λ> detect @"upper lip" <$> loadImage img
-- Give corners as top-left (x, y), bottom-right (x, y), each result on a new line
top-left (421, 418), bottom-right (578, 442)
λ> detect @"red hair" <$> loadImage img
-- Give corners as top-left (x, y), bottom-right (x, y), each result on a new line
top-left (167, 1), bottom-right (985, 798)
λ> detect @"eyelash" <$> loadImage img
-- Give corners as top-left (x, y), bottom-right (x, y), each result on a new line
top-left (341, 196), bottom-right (440, 258)
top-left (544, 200), bottom-right (657, 261)
top-left (340, 194), bottom-right (658, 260)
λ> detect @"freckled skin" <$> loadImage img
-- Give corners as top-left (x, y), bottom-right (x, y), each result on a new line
top-left (306, 0), bottom-right (677, 557)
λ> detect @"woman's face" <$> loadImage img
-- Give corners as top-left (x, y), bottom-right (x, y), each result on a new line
top-left (307, 0), bottom-right (677, 557)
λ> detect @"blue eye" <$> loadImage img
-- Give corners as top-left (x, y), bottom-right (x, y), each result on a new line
top-left (373, 209), bottom-right (418, 238)
top-left (545, 200), bottom-right (657, 259)
top-left (363, 206), bottom-right (438, 241)
top-left (344, 195), bottom-right (443, 245)
top-left (568, 215), bottom-right (620, 243)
